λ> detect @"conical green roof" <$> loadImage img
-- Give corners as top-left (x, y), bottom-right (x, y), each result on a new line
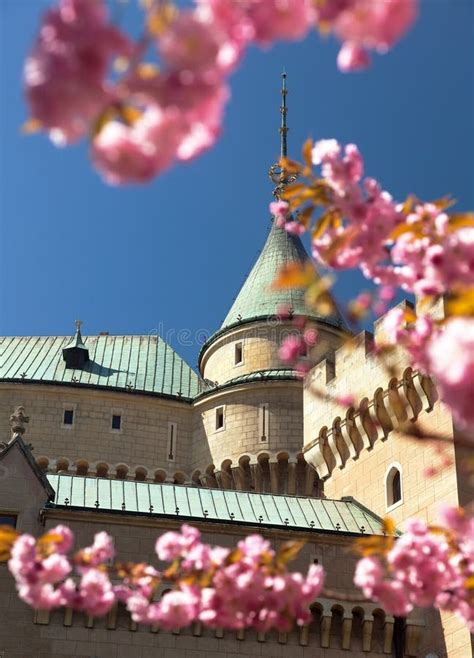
top-left (221, 220), bottom-right (345, 330)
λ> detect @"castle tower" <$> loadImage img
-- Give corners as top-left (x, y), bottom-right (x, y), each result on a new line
top-left (194, 75), bottom-right (347, 495)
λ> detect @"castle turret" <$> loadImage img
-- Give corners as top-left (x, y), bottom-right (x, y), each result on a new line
top-left (199, 73), bottom-right (345, 386)
top-left (193, 74), bottom-right (347, 496)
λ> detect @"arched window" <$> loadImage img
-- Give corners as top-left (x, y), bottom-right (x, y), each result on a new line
top-left (385, 463), bottom-right (403, 510)
top-left (392, 470), bottom-right (401, 503)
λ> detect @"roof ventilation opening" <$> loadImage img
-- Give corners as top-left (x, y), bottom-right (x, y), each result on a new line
top-left (62, 320), bottom-right (90, 370)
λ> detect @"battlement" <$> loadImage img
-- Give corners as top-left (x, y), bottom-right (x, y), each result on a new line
top-left (32, 597), bottom-right (425, 656)
top-left (307, 299), bottom-right (418, 391)
top-left (304, 367), bottom-right (438, 480)
top-left (303, 298), bottom-right (444, 480)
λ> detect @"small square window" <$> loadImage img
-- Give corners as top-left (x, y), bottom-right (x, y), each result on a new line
top-left (0, 513), bottom-right (17, 528)
top-left (112, 414), bottom-right (121, 431)
top-left (234, 342), bottom-right (243, 365)
top-left (215, 406), bottom-right (225, 431)
top-left (63, 409), bottom-right (74, 426)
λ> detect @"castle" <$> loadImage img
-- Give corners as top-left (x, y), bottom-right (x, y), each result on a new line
top-left (0, 78), bottom-right (472, 658)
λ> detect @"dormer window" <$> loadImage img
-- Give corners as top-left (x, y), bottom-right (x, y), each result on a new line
top-left (62, 320), bottom-right (89, 370)
top-left (234, 342), bottom-right (243, 365)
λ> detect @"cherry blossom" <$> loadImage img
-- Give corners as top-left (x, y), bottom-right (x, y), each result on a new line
top-left (24, 0), bottom-right (418, 183)
top-left (91, 106), bottom-right (185, 185)
top-left (158, 12), bottom-right (222, 76)
top-left (326, 0), bottom-right (418, 71)
top-left (246, 0), bottom-right (315, 46)
top-left (5, 524), bottom-right (326, 630)
top-left (354, 509), bottom-right (474, 630)
top-left (427, 318), bottom-right (474, 428)
top-left (337, 42), bottom-right (371, 73)
top-left (8, 530), bottom-right (72, 610)
top-left (270, 200), bottom-right (290, 220)
top-left (24, 0), bottom-right (131, 145)
top-left (279, 334), bottom-right (306, 364)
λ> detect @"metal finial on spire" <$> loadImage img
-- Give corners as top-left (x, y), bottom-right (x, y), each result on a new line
top-left (280, 71), bottom-right (288, 159)
top-left (269, 71), bottom-right (297, 200)
top-left (75, 319), bottom-right (83, 333)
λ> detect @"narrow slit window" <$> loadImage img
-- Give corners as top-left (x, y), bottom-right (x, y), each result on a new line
top-left (63, 409), bottom-right (74, 426)
top-left (167, 422), bottom-right (177, 462)
top-left (111, 414), bottom-right (121, 431)
top-left (234, 342), bottom-right (243, 365)
top-left (215, 407), bottom-right (225, 431)
top-left (259, 403), bottom-right (269, 442)
top-left (392, 470), bottom-right (401, 504)
top-left (386, 464), bottom-right (403, 509)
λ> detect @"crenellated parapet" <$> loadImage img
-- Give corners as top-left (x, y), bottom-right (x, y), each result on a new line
top-left (35, 448), bottom-right (322, 497)
top-left (195, 449), bottom-right (321, 496)
top-left (32, 596), bottom-right (425, 656)
top-left (304, 368), bottom-right (438, 480)
top-left (303, 300), bottom-right (442, 481)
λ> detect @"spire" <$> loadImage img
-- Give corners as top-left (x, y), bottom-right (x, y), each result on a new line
top-left (280, 71), bottom-right (288, 158)
top-left (219, 222), bottom-right (345, 331)
top-left (269, 71), bottom-right (297, 199)
top-left (62, 320), bottom-right (90, 369)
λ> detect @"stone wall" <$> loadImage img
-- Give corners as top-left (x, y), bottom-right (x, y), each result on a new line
top-left (0, 502), bottom-right (438, 658)
top-left (200, 321), bottom-right (344, 385)
top-left (303, 301), bottom-right (473, 657)
top-left (0, 383), bottom-right (193, 482)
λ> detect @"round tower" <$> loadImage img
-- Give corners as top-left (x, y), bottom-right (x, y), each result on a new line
top-left (192, 74), bottom-right (347, 496)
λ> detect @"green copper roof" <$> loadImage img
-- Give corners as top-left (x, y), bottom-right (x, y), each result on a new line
top-left (195, 369), bottom-right (299, 400)
top-left (0, 335), bottom-right (202, 400)
top-left (47, 474), bottom-right (386, 536)
top-left (221, 221), bottom-right (345, 331)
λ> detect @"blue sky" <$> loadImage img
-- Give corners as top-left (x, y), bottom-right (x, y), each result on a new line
top-left (1, 0), bottom-right (473, 369)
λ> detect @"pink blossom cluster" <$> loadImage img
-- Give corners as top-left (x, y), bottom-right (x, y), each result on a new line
top-left (383, 307), bottom-right (436, 373)
top-left (128, 525), bottom-right (324, 630)
top-left (271, 140), bottom-right (474, 428)
top-left (8, 524), bottom-right (324, 631)
top-left (278, 322), bottom-right (318, 375)
top-left (354, 507), bottom-right (474, 630)
top-left (24, 0), bottom-right (417, 183)
top-left (8, 525), bottom-right (116, 616)
top-left (315, 0), bottom-right (418, 72)
top-left (383, 310), bottom-right (474, 428)
top-left (390, 204), bottom-right (474, 297)
top-left (24, 0), bottom-right (131, 146)
top-left (309, 139), bottom-right (404, 277)
top-left (270, 200), bottom-right (306, 235)
top-left (308, 141), bottom-right (474, 301)
top-left (427, 318), bottom-right (474, 428)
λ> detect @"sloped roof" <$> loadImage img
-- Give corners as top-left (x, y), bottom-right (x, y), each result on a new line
top-left (47, 474), bottom-right (386, 536)
top-left (195, 369), bottom-right (299, 400)
top-left (0, 434), bottom-right (55, 500)
top-left (0, 335), bottom-right (202, 400)
top-left (221, 221), bottom-right (345, 331)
